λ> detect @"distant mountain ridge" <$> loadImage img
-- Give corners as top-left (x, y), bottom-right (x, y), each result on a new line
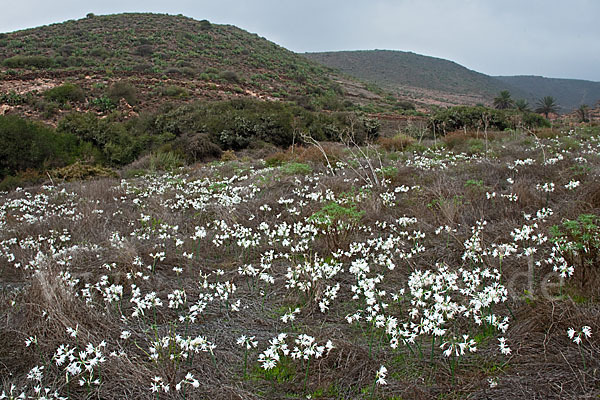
top-left (494, 75), bottom-right (600, 112)
top-left (305, 50), bottom-right (600, 112)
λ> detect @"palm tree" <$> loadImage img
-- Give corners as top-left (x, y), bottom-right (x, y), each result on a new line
top-left (576, 104), bottom-right (589, 123)
top-left (514, 99), bottom-right (530, 112)
top-left (493, 90), bottom-right (514, 110)
top-left (535, 96), bottom-right (558, 119)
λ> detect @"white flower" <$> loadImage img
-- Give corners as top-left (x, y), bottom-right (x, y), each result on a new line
top-left (567, 326), bottom-right (591, 345)
top-left (582, 326), bottom-right (592, 338)
top-left (236, 335), bottom-right (258, 349)
top-left (27, 365), bottom-right (44, 382)
top-left (564, 180), bottom-right (580, 190)
top-left (375, 365), bottom-right (388, 385)
top-left (25, 336), bottom-right (38, 347)
top-left (498, 337), bottom-right (511, 355)
top-left (66, 325), bottom-right (78, 338)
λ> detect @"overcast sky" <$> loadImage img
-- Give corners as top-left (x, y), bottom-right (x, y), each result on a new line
top-left (2, 0), bottom-right (598, 81)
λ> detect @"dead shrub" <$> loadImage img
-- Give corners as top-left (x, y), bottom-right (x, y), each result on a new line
top-left (48, 162), bottom-right (117, 182)
top-left (264, 144), bottom-right (343, 169)
top-left (378, 133), bottom-right (415, 151)
top-left (264, 149), bottom-right (293, 167)
top-left (443, 129), bottom-right (504, 150)
top-left (220, 149), bottom-right (238, 162)
top-left (295, 143), bottom-right (343, 166)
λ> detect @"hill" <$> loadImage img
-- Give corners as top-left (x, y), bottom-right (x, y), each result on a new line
top-left (495, 75), bottom-right (600, 112)
top-left (0, 13), bottom-right (330, 96)
top-left (305, 50), bottom-right (600, 111)
top-left (305, 50), bottom-right (525, 107)
top-left (0, 13), bottom-right (394, 122)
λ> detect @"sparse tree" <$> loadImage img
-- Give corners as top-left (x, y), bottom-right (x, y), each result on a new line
top-left (515, 99), bottom-right (530, 112)
top-left (576, 104), bottom-right (589, 123)
top-left (536, 96), bottom-right (558, 119)
top-left (493, 90), bottom-right (514, 110)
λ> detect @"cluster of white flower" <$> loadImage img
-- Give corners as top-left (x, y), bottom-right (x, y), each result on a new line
top-left (3, 126), bottom-right (600, 396)
top-left (53, 340), bottom-right (106, 387)
top-left (567, 326), bottom-right (592, 345)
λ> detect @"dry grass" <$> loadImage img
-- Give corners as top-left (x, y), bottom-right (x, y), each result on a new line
top-left (378, 133), bottom-right (415, 152)
top-left (1, 125), bottom-right (600, 399)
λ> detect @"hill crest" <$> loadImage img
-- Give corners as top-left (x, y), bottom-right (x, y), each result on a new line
top-left (0, 13), bottom-right (395, 122)
top-left (305, 50), bottom-right (600, 111)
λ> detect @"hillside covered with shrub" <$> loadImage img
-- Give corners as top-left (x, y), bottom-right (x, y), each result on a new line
top-left (0, 13), bottom-right (409, 125)
top-left (0, 13), bottom-right (331, 96)
top-left (0, 97), bottom-right (390, 189)
top-left (306, 50), bottom-right (600, 111)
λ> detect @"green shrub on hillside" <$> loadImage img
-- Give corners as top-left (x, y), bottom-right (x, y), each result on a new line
top-left (90, 96), bottom-right (116, 112)
top-left (0, 91), bottom-right (29, 105)
top-left (429, 106), bottom-right (550, 134)
top-left (161, 85), bottom-right (188, 98)
top-left (2, 55), bottom-right (54, 68)
top-left (107, 81), bottom-right (138, 105)
top-left (175, 132), bottom-right (222, 162)
top-left (134, 44), bottom-right (154, 57)
top-left (0, 115), bottom-right (80, 177)
top-left (220, 70), bottom-right (241, 83)
top-left (57, 113), bottom-right (139, 165)
top-left (148, 151), bottom-right (185, 171)
top-left (44, 83), bottom-right (86, 104)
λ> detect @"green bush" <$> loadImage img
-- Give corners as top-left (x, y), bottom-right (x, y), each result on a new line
top-left (31, 99), bottom-right (60, 118)
top-left (132, 62), bottom-right (153, 73)
top-left (280, 162), bottom-right (312, 175)
top-left (220, 70), bottom-right (241, 83)
top-left (175, 132), bottom-right (222, 162)
top-left (58, 45), bottom-right (75, 57)
top-left (308, 201), bottom-right (365, 251)
top-left (522, 112), bottom-right (551, 129)
top-left (161, 85), bottom-right (188, 98)
top-left (466, 138), bottom-right (485, 154)
top-left (0, 174), bottom-right (26, 192)
top-left (44, 83), bottom-right (86, 104)
top-left (199, 20), bottom-right (211, 30)
top-left (0, 115), bottom-right (80, 177)
top-left (0, 91), bottom-right (28, 105)
top-left (148, 151), bottom-right (185, 171)
top-left (90, 96), bottom-right (116, 112)
top-left (134, 44), bottom-right (154, 57)
top-left (153, 98), bottom-right (297, 150)
top-left (3, 55), bottom-right (54, 68)
top-left (89, 47), bottom-right (110, 59)
top-left (429, 106), bottom-right (549, 134)
top-left (107, 81), bottom-right (138, 105)
top-left (550, 214), bottom-right (600, 286)
top-left (57, 113), bottom-right (139, 165)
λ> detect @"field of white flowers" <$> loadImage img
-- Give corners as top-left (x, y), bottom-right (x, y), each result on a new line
top-left (1, 126), bottom-right (599, 399)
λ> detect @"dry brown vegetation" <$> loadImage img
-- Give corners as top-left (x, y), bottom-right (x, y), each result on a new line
top-left (1, 125), bottom-right (600, 399)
